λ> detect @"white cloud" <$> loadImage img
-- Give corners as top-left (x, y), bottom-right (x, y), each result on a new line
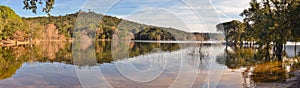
top-left (169, 0), bottom-right (251, 32)
top-left (124, 8), bottom-right (191, 31)
top-left (210, 0), bottom-right (251, 20)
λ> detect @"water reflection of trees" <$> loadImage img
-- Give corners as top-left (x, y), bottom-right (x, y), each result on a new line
top-left (224, 48), bottom-right (256, 69)
top-left (186, 44), bottom-right (212, 75)
top-left (189, 44), bottom-right (210, 64)
top-left (0, 47), bottom-right (24, 80)
top-left (96, 41), bottom-right (180, 63)
top-left (129, 42), bottom-right (180, 57)
top-left (0, 41), bottom-right (181, 80)
top-left (216, 47), bottom-right (300, 87)
top-left (0, 42), bottom-right (72, 80)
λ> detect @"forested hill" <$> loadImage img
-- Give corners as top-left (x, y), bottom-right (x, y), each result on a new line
top-left (1, 6), bottom-right (223, 41)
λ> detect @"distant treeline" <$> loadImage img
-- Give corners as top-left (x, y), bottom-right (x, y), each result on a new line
top-left (0, 5), bottom-right (223, 42)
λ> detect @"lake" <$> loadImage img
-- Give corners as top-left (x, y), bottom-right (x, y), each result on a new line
top-left (0, 41), bottom-right (300, 88)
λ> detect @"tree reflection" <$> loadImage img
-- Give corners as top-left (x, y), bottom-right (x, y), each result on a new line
top-left (189, 44), bottom-right (210, 64)
top-left (217, 46), bottom-right (300, 87)
top-left (0, 41), bottom-right (181, 80)
top-left (0, 47), bottom-right (24, 80)
top-left (217, 48), bottom-right (256, 69)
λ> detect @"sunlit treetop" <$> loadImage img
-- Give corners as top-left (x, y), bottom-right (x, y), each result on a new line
top-left (23, 0), bottom-right (54, 14)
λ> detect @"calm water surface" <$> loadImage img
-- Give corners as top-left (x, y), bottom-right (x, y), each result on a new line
top-left (0, 41), bottom-right (300, 88)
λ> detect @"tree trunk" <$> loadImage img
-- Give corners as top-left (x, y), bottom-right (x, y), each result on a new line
top-left (239, 40), bottom-right (243, 48)
top-left (266, 43), bottom-right (270, 60)
top-left (225, 34), bottom-right (228, 46)
top-left (295, 42), bottom-right (297, 57)
top-left (284, 44), bottom-right (286, 51)
top-left (275, 43), bottom-right (283, 61)
top-left (250, 41), bottom-right (253, 48)
top-left (234, 41), bottom-right (237, 49)
top-left (249, 42), bottom-right (251, 47)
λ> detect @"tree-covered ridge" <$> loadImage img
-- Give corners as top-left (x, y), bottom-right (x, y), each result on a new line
top-left (1, 5), bottom-right (223, 42)
top-left (0, 6), bottom-right (26, 40)
top-left (23, 11), bottom-right (221, 41)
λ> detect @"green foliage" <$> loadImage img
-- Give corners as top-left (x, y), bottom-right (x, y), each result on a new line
top-left (1, 6), bottom-right (220, 41)
top-left (0, 6), bottom-right (25, 40)
top-left (24, 11), bottom-right (217, 41)
top-left (25, 14), bottom-right (77, 39)
top-left (217, 20), bottom-right (243, 45)
top-left (239, 0), bottom-right (300, 44)
top-left (134, 27), bottom-right (176, 40)
top-left (0, 47), bottom-right (24, 80)
top-left (216, 0), bottom-right (300, 59)
top-left (288, 0), bottom-right (300, 42)
top-left (23, 0), bottom-right (54, 14)
top-left (217, 0), bottom-right (300, 48)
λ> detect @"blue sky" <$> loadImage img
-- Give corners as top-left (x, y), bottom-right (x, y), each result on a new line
top-left (0, 0), bottom-right (251, 33)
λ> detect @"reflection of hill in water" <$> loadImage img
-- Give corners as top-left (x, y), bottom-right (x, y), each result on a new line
top-left (0, 42), bottom-right (71, 80)
top-left (95, 41), bottom-right (181, 64)
top-left (0, 41), bottom-right (182, 80)
top-left (0, 47), bottom-right (24, 80)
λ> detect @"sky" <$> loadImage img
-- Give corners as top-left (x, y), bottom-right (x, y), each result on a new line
top-left (0, 0), bottom-right (251, 33)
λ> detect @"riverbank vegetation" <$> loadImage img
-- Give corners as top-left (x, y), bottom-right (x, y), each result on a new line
top-left (216, 1), bottom-right (300, 86)
top-left (216, 0), bottom-right (300, 60)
